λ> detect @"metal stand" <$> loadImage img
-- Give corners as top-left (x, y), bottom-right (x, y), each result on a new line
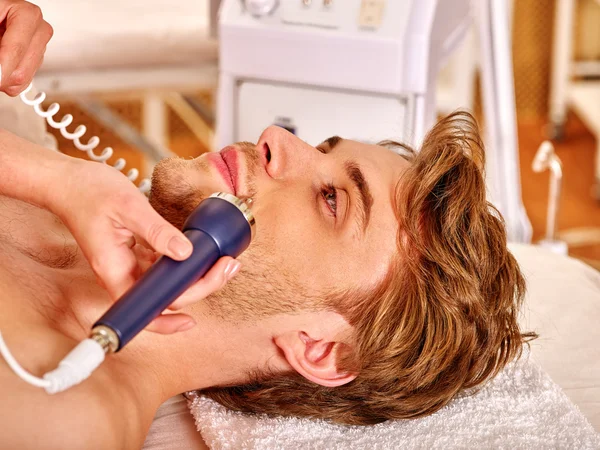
top-left (476, 0), bottom-right (532, 243)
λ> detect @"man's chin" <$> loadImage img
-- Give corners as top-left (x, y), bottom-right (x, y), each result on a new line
top-left (150, 190), bottom-right (204, 230)
top-left (149, 158), bottom-right (206, 230)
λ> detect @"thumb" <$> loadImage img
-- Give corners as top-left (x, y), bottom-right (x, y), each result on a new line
top-left (91, 245), bottom-right (140, 300)
top-left (118, 195), bottom-right (193, 261)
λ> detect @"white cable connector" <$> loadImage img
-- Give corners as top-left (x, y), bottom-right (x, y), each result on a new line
top-left (0, 331), bottom-right (105, 394)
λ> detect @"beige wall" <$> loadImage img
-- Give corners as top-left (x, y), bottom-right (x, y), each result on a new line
top-left (574, 0), bottom-right (600, 61)
top-left (512, 0), bottom-right (600, 120)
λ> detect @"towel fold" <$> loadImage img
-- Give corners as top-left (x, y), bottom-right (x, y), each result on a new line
top-left (190, 354), bottom-right (600, 449)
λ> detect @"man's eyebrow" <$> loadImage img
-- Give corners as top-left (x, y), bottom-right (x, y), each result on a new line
top-left (318, 136), bottom-right (342, 151)
top-left (344, 160), bottom-right (373, 234)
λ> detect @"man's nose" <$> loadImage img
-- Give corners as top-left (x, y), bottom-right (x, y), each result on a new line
top-left (256, 126), bottom-right (316, 180)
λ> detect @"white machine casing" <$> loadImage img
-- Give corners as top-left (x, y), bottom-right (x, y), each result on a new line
top-left (217, 0), bottom-right (470, 147)
top-left (217, 0), bottom-right (532, 243)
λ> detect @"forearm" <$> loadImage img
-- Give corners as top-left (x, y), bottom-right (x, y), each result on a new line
top-left (0, 128), bottom-right (75, 210)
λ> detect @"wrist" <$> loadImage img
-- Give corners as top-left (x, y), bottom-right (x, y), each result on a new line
top-left (0, 129), bottom-right (76, 209)
top-left (40, 156), bottom-right (85, 215)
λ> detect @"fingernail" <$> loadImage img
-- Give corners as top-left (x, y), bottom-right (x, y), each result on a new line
top-left (176, 320), bottom-right (196, 332)
top-left (225, 261), bottom-right (241, 281)
top-left (169, 236), bottom-right (192, 259)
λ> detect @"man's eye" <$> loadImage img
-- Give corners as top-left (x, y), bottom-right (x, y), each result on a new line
top-left (321, 184), bottom-right (338, 216)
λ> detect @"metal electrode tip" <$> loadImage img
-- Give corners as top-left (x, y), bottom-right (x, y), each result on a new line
top-left (90, 325), bottom-right (120, 354)
top-left (209, 192), bottom-right (256, 240)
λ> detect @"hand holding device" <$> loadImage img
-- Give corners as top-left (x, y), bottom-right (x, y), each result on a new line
top-left (0, 192), bottom-right (254, 393)
top-left (50, 158), bottom-right (200, 306)
top-left (94, 192), bottom-right (255, 351)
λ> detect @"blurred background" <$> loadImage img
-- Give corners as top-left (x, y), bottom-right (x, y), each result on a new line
top-left (23, 0), bottom-right (600, 268)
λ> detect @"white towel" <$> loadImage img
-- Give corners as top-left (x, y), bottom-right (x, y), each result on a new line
top-left (190, 354), bottom-right (600, 449)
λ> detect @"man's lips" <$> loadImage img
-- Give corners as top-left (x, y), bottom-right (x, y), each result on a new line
top-left (207, 150), bottom-right (236, 195)
top-left (221, 147), bottom-right (239, 196)
top-left (206, 146), bottom-right (241, 195)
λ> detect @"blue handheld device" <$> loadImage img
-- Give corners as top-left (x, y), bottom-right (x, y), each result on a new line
top-left (92, 192), bottom-right (255, 352)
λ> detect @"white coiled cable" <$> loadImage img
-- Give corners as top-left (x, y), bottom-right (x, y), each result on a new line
top-left (19, 83), bottom-right (151, 194)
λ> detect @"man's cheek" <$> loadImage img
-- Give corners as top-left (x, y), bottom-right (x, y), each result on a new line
top-left (182, 171), bottom-right (225, 199)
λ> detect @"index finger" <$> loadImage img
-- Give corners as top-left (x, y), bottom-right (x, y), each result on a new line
top-left (117, 193), bottom-right (193, 261)
top-left (0, 2), bottom-right (41, 88)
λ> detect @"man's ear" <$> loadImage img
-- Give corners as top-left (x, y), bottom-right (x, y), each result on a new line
top-left (274, 331), bottom-right (357, 387)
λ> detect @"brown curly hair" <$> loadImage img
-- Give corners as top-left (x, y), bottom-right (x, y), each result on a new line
top-left (199, 111), bottom-right (536, 425)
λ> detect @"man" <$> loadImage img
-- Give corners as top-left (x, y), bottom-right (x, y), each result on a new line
top-left (0, 110), bottom-right (533, 448)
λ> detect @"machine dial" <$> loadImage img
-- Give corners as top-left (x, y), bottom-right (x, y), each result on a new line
top-left (244, 0), bottom-right (278, 17)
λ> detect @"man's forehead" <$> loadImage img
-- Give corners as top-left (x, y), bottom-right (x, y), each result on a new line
top-left (320, 136), bottom-right (410, 163)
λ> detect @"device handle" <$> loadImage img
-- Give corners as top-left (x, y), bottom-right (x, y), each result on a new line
top-left (94, 229), bottom-right (219, 350)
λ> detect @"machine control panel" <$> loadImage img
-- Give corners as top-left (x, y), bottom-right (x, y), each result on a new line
top-left (281, 0), bottom-right (340, 29)
top-left (237, 0), bottom-right (398, 34)
top-left (281, 0), bottom-right (387, 29)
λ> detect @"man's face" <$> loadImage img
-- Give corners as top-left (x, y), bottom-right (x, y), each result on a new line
top-left (149, 126), bottom-right (409, 320)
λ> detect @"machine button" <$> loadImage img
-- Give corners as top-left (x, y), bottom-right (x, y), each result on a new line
top-left (359, 0), bottom-right (385, 28)
top-left (244, 0), bottom-right (278, 17)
